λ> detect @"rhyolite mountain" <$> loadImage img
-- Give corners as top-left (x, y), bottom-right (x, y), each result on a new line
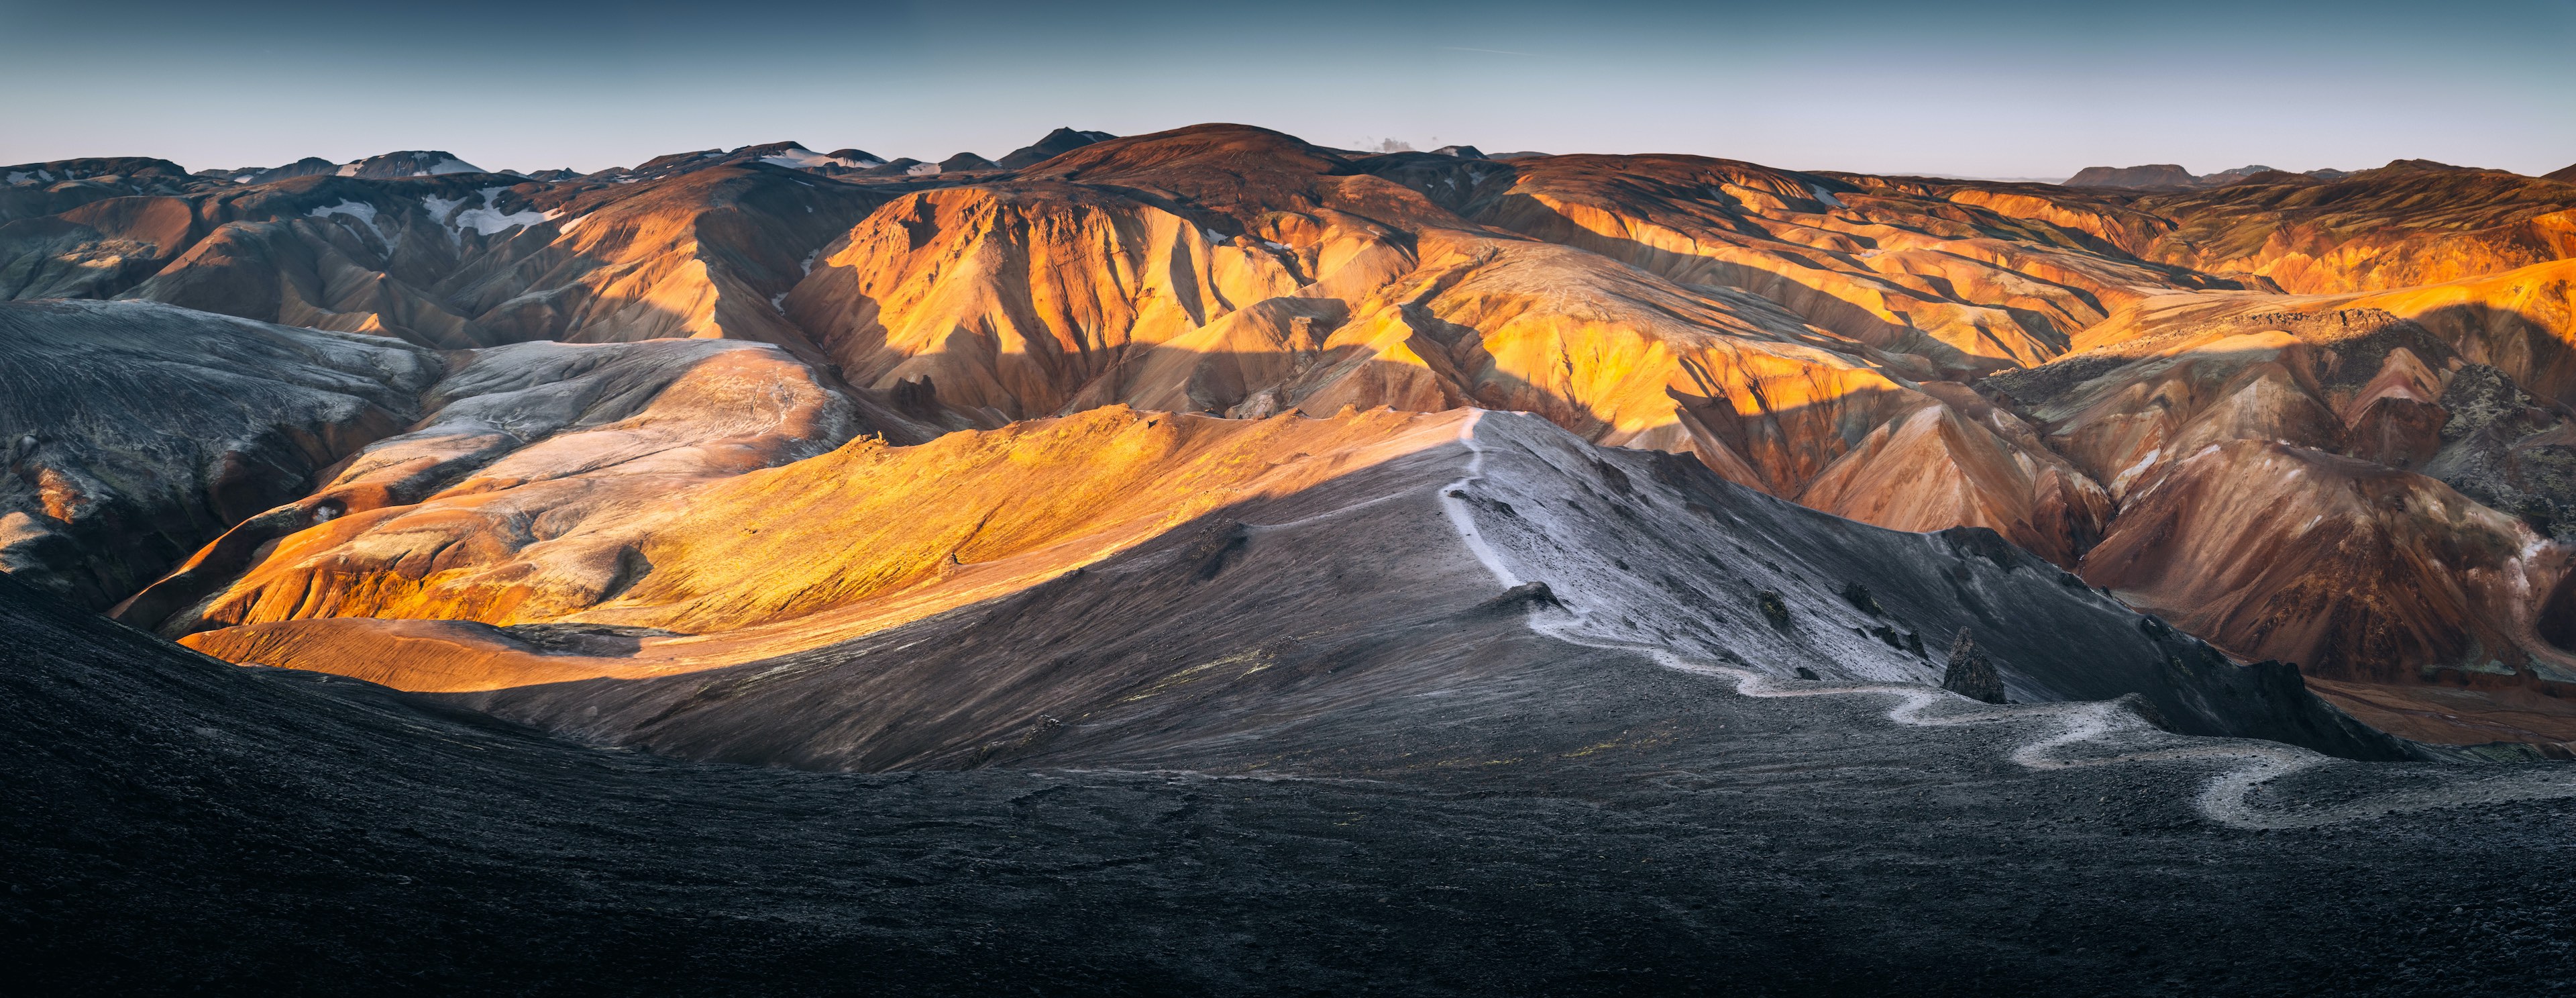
top-left (9, 123), bottom-right (2576, 746)
top-left (8, 120), bottom-right (2576, 991)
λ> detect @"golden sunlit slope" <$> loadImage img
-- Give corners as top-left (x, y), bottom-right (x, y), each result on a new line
top-left (122, 336), bottom-right (867, 638)
top-left (171, 405), bottom-right (1470, 690)
top-left (780, 125), bottom-right (2114, 561)
top-left (1442, 155), bottom-right (2251, 371)
top-left (2133, 163), bottom-right (2576, 295)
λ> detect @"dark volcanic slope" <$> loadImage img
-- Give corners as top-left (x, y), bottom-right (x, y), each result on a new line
top-left (0, 300), bottom-right (437, 609)
top-left (9, 538), bottom-right (2576, 995)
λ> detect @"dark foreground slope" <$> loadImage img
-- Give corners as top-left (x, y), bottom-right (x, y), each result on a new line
top-left (7, 560), bottom-right (2576, 995)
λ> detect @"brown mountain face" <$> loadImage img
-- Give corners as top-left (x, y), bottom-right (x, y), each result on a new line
top-left (14, 122), bottom-right (2576, 750)
top-left (1984, 259), bottom-right (2576, 740)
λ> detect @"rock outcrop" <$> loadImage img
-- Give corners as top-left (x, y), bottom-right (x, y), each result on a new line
top-left (1941, 628), bottom-right (2006, 703)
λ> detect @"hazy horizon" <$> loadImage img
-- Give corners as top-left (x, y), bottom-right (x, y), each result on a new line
top-left (4, 0), bottom-right (2569, 178)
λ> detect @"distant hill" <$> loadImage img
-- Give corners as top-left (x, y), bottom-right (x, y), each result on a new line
top-left (333, 150), bottom-right (484, 179)
top-left (2067, 162), bottom-right (2361, 189)
top-left (996, 128), bottom-right (1114, 169)
top-left (2063, 163), bottom-right (2198, 188)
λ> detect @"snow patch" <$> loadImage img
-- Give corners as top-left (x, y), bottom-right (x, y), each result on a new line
top-left (306, 200), bottom-right (384, 233)
top-left (1808, 185), bottom-right (1847, 209)
top-left (2109, 448), bottom-right (2161, 495)
top-left (759, 148), bottom-right (881, 170)
top-left (335, 162), bottom-right (362, 177)
top-left (421, 187), bottom-right (559, 242)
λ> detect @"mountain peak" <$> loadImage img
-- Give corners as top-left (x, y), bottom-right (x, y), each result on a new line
top-left (333, 150), bottom-right (483, 179)
top-left (996, 127), bottom-right (1116, 169)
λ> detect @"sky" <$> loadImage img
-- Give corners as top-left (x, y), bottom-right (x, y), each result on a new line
top-left (3, 0), bottom-right (2570, 179)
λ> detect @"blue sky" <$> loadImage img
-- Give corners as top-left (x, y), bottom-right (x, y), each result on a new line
top-left (3, 0), bottom-right (2569, 177)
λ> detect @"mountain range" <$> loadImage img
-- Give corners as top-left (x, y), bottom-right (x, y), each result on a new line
top-left (8, 123), bottom-right (2576, 991)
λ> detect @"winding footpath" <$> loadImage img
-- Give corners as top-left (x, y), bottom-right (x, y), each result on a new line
top-left (1433, 411), bottom-right (2576, 830)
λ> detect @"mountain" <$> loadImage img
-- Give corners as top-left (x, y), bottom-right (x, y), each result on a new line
top-left (2131, 161), bottom-right (2576, 293)
top-left (2, 156), bottom-right (225, 223)
top-left (602, 142), bottom-right (890, 183)
top-left (995, 126), bottom-right (1114, 168)
top-left (2063, 163), bottom-right (2200, 189)
top-left (0, 299), bottom-right (436, 608)
top-left (2200, 164), bottom-right (2284, 183)
top-left (10, 120), bottom-right (2576, 756)
top-left (17, 119), bottom-right (2576, 990)
top-left (333, 150), bottom-right (485, 178)
top-left (228, 156), bottom-right (337, 184)
top-left (1982, 258), bottom-right (2576, 743)
top-left (2550, 162), bottom-right (2576, 183)
top-left (738, 141), bottom-right (884, 171)
top-left (2064, 163), bottom-right (2353, 190)
top-left (0, 162), bottom-right (900, 350)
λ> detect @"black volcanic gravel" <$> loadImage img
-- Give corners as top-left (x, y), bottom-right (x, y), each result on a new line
top-left (5, 572), bottom-right (2573, 997)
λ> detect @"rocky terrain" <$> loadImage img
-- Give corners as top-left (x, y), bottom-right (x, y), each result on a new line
top-left (7, 121), bottom-right (2576, 991)
top-left (12, 493), bottom-right (2576, 994)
